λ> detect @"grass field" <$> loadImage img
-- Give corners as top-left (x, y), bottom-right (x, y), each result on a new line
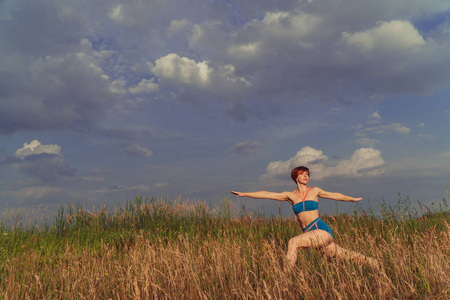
top-left (0, 193), bottom-right (449, 299)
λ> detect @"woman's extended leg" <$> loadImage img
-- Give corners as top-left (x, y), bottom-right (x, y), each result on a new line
top-left (285, 230), bottom-right (333, 268)
top-left (320, 242), bottom-right (380, 269)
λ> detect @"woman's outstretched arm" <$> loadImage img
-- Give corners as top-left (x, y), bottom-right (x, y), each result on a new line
top-left (317, 188), bottom-right (362, 202)
top-left (230, 191), bottom-right (290, 202)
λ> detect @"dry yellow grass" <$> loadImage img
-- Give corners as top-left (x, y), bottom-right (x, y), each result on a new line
top-left (1, 209), bottom-right (449, 299)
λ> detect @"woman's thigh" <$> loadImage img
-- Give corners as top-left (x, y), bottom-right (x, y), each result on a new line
top-left (290, 230), bottom-right (333, 248)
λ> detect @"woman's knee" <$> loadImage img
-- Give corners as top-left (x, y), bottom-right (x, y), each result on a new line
top-left (288, 237), bottom-right (298, 249)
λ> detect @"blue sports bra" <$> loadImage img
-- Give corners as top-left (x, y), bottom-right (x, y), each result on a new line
top-left (292, 188), bottom-right (318, 214)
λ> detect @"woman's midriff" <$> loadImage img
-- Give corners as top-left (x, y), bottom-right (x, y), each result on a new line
top-left (296, 211), bottom-right (320, 229)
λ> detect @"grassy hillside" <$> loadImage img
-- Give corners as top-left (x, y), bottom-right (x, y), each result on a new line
top-left (0, 196), bottom-right (449, 299)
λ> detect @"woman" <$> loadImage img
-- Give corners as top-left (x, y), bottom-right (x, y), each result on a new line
top-left (231, 166), bottom-right (379, 269)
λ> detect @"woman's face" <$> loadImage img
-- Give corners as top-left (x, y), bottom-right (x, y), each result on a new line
top-left (297, 171), bottom-right (309, 184)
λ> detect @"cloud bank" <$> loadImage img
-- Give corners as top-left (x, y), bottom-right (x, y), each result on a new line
top-left (260, 146), bottom-right (385, 183)
top-left (15, 140), bottom-right (61, 159)
top-left (2, 0), bottom-right (450, 134)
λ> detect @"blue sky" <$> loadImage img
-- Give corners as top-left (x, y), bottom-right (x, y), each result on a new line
top-left (1, 0), bottom-right (450, 218)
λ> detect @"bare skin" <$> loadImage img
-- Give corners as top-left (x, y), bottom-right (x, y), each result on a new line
top-left (231, 171), bottom-right (379, 270)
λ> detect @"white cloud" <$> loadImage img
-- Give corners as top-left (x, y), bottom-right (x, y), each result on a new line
top-left (390, 123), bottom-right (412, 135)
top-left (261, 146), bottom-right (328, 180)
top-left (128, 78), bottom-right (159, 94)
top-left (15, 140), bottom-right (61, 159)
top-left (122, 144), bottom-right (153, 158)
top-left (168, 19), bottom-right (192, 34)
top-left (368, 111), bottom-right (382, 124)
top-left (254, 11), bottom-right (321, 41)
top-left (225, 11), bottom-right (321, 62)
top-left (365, 123), bottom-right (411, 135)
top-left (109, 5), bottom-right (124, 22)
top-left (336, 148), bottom-right (385, 177)
top-left (356, 112), bottom-right (411, 143)
top-left (151, 53), bottom-right (250, 93)
top-left (260, 146), bottom-right (384, 182)
top-left (109, 79), bottom-right (127, 95)
top-left (107, 1), bottom-right (165, 28)
top-left (342, 20), bottom-right (425, 51)
top-left (153, 53), bottom-right (212, 87)
top-left (227, 42), bottom-right (261, 59)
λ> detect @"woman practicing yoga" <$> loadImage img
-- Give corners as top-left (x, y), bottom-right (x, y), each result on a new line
top-left (231, 166), bottom-right (379, 269)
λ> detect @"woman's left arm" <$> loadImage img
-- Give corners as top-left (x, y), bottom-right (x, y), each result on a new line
top-left (317, 188), bottom-right (362, 202)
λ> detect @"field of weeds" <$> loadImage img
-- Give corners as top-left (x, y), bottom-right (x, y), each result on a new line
top-left (0, 194), bottom-right (449, 299)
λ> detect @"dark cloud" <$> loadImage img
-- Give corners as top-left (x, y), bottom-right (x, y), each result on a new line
top-left (3, 0), bottom-right (449, 130)
top-left (0, 1), bottom-right (84, 56)
top-left (0, 0), bottom-right (121, 135)
top-left (13, 153), bottom-right (75, 183)
top-left (1, 140), bottom-right (75, 182)
top-left (0, 51), bottom-right (120, 134)
top-left (0, 155), bottom-right (20, 166)
top-left (166, 1), bottom-right (450, 117)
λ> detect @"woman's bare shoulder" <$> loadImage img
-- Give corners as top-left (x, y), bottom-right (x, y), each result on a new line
top-left (309, 187), bottom-right (324, 197)
top-left (281, 191), bottom-right (296, 203)
top-left (309, 186), bottom-right (322, 192)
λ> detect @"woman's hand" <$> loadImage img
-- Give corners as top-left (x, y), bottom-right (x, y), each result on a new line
top-left (230, 191), bottom-right (245, 197)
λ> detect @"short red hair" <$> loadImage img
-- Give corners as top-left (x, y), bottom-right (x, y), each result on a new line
top-left (291, 166), bottom-right (310, 182)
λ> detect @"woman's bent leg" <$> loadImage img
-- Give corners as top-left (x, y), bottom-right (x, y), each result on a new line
top-left (285, 230), bottom-right (333, 268)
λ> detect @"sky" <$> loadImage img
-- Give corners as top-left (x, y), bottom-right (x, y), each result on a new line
top-left (1, 0), bottom-right (450, 219)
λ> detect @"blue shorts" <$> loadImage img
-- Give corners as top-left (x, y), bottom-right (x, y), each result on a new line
top-left (303, 217), bottom-right (334, 238)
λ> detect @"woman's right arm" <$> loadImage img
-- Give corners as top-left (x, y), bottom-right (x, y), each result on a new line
top-left (230, 191), bottom-right (290, 202)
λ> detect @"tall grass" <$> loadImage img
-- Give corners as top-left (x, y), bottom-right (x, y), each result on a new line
top-left (0, 195), bottom-right (449, 299)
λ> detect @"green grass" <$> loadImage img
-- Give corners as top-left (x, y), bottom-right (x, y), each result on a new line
top-left (0, 195), bottom-right (449, 299)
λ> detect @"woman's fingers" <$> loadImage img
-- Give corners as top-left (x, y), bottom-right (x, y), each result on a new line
top-left (230, 191), bottom-right (241, 196)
